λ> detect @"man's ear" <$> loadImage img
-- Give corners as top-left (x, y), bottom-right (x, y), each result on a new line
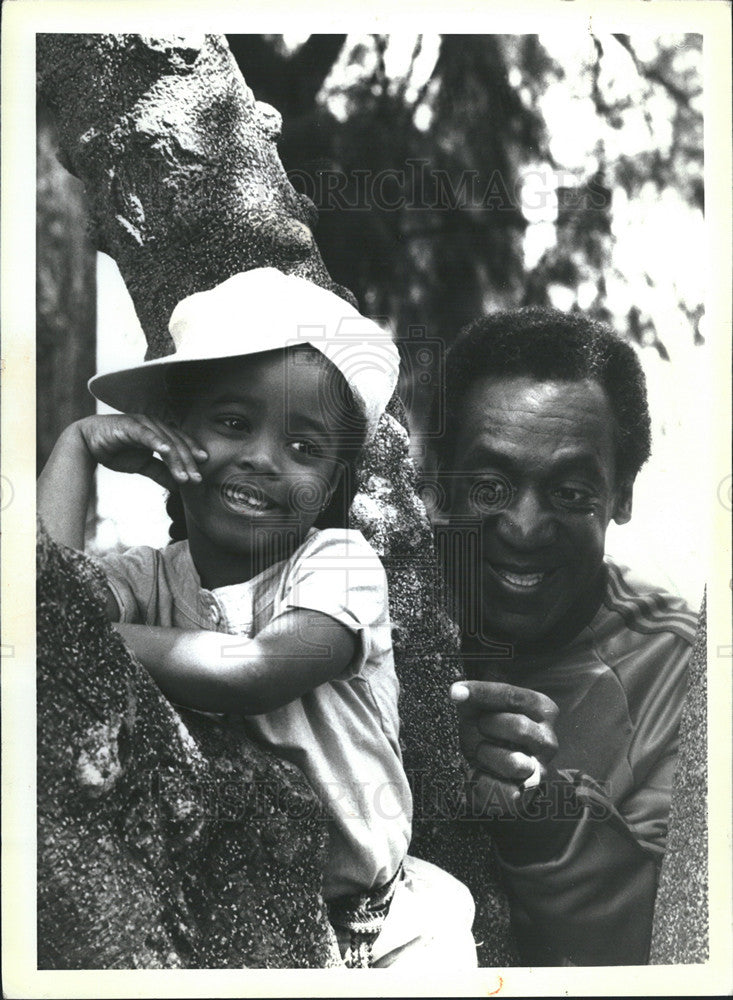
top-left (612, 478), bottom-right (634, 525)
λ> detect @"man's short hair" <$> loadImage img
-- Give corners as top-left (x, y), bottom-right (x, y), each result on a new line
top-left (438, 307), bottom-right (652, 482)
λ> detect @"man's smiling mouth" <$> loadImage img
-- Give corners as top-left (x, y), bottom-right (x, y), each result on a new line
top-left (485, 562), bottom-right (559, 594)
top-left (494, 568), bottom-right (546, 588)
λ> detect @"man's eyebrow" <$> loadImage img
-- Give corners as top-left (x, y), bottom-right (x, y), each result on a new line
top-left (461, 443), bottom-right (517, 470)
top-left (550, 453), bottom-right (607, 478)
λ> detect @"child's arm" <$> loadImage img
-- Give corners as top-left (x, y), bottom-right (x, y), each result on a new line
top-left (113, 609), bottom-right (357, 715)
top-left (37, 422), bottom-right (98, 551)
top-left (38, 414), bottom-right (207, 552)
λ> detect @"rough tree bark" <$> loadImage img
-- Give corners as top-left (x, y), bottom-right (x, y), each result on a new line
top-left (36, 100), bottom-right (97, 474)
top-left (36, 33), bottom-right (515, 968)
top-left (649, 599), bottom-right (709, 963)
top-left (37, 519), bottom-right (340, 969)
top-left (37, 33), bottom-right (355, 359)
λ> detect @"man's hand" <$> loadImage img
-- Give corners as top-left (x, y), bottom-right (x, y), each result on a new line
top-left (450, 680), bottom-right (560, 818)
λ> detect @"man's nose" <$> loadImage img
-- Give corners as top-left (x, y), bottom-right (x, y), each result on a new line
top-left (494, 488), bottom-right (557, 549)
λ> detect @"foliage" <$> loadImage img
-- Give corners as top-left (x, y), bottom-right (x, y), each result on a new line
top-left (227, 33), bottom-right (704, 433)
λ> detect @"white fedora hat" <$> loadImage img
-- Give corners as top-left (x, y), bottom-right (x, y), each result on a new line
top-left (89, 268), bottom-right (400, 440)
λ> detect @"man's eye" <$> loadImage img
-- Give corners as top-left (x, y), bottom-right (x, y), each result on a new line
top-left (553, 486), bottom-right (596, 510)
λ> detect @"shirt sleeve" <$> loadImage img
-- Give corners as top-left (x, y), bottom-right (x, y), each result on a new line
top-left (91, 546), bottom-right (159, 625)
top-left (275, 529), bottom-right (391, 678)
top-left (490, 771), bottom-right (664, 964)
top-left (490, 631), bottom-right (693, 966)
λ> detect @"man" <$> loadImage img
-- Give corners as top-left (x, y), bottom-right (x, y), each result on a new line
top-left (437, 307), bottom-right (698, 966)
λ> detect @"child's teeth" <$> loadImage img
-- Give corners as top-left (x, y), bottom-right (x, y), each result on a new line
top-left (224, 485), bottom-right (271, 510)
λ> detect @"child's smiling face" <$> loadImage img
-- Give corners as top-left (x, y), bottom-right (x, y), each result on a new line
top-left (174, 349), bottom-right (347, 573)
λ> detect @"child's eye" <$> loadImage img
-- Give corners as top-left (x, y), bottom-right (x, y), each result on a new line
top-left (289, 439), bottom-right (320, 456)
top-left (219, 416), bottom-right (250, 432)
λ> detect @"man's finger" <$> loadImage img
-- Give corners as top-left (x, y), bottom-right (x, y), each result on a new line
top-left (466, 767), bottom-right (522, 819)
top-left (450, 679), bottom-right (558, 723)
top-left (472, 744), bottom-right (539, 782)
top-left (473, 710), bottom-right (558, 759)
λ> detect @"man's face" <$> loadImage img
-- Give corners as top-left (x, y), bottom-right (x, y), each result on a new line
top-left (448, 375), bottom-right (633, 648)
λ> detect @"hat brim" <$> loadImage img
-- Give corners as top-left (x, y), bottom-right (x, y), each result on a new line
top-left (89, 346), bottom-right (270, 416)
top-left (89, 267), bottom-right (399, 440)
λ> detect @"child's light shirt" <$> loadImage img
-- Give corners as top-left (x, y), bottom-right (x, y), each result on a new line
top-left (96, 527), bottom-right (412, 900)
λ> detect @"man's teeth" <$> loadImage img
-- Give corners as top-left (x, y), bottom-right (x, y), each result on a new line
top-left (222, 485), bottom-right (273, 510)
top-left (495, 568), bottom-right (546, 588)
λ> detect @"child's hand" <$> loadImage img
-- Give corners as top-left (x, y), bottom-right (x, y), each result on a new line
top-left (75, 414), bottom-right (208, 491)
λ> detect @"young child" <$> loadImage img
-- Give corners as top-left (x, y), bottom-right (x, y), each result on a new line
top-left (38, 267), bottom-right (477, 969)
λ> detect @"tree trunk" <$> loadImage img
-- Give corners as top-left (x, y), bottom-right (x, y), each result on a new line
top-left (37, 520), bottom-right (340, 969)
top-left (36, 33), bottom-right (515, 968)
top-left (36, 33), bottom-right (355, 360)
top-left (36, 99), bottom-right (97, 474)
top-left (649, 598), bottom-right (709, 963)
